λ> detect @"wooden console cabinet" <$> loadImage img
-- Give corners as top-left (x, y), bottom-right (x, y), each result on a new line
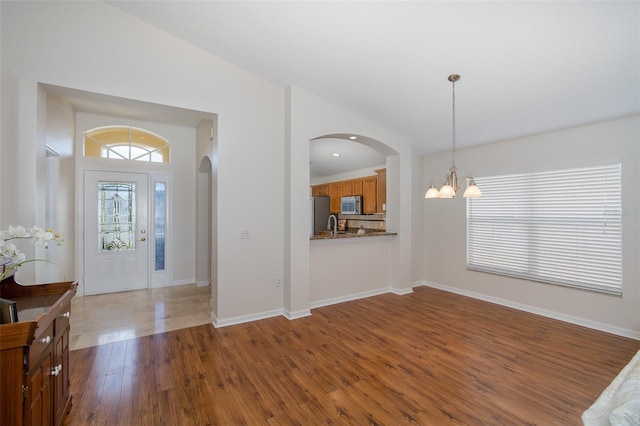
top-left (0, 263), bottom-right (77, 426)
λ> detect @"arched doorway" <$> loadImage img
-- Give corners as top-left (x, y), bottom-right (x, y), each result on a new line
top-left (196, 157), bottom-right (212, 288)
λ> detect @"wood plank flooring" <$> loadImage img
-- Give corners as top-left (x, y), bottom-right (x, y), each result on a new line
top-left (66, 286), bottom-right (639, 425)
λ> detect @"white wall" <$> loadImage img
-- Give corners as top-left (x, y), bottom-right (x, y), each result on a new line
top-left (0, 64), bottom-right (20, 227)
top-left (45, 93), bottom-right (75, 282)
top-left (286, 85), bottom-right (419, 318)
top-left (310, 237), bottom-right (392, 304)
top-left (1, 1), bottom-right (284, 321)
top-left (422, 115), bottom-right (640, 336)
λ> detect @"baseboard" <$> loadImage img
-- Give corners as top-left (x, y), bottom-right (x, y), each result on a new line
top-left (211, 285), bottom-right (412, 327)
top-left (418, 281), bottom-right (640, 341)
top-left (149, 280), bottom-right (192, 289)
top-left (211, 308), bottom-right (284, 328)
top-left (389, 286), bottom-right (413, 296)
top-left (171, 279), bottom-right (195, 287)
top-left (283, 308), bottom-right (312, 320)
top-left (310, 286), bottom-right (411, 309)
top-left (167, 280), bottom-right (208, 288)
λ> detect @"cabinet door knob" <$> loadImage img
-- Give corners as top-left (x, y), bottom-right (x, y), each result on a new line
top-left (61, 312), bottom-right (70, 318)
top-left (40, 336), bottom-right (52, 344)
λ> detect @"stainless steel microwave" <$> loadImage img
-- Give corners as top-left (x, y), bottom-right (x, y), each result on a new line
top-left (341, 196), bottom-right (362, 215)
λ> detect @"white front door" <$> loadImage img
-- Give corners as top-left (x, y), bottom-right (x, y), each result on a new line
top-left (84, 170), bottom-right (149, 295)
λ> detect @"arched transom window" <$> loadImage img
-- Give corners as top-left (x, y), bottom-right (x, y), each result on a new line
top-left (84, 126), bottom-right (170, 163)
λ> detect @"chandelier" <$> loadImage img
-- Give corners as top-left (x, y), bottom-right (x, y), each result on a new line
top-left (425, 74), bottom-right (481, 199)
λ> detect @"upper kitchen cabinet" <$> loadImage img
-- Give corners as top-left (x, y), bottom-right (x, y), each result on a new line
top-left (312, 184), bottom-right (329, 197)
top-left (375, 168), bottom-right (386, 213)
top-left (329, 183), bottom-right (342, 213)
top-left (362, 176), bottom-right (377, 214)
top-left (341, 179), bottom-right (363, 196)
top-left (352, 179), bottom-right (363, 196)
top-left (341, 180), bottom-right (354, 196)
top-left (312, 172), bottom-right (383, 215)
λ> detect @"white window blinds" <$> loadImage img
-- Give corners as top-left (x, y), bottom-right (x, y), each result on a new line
top-left (467, 163), bottom-right (622, 295)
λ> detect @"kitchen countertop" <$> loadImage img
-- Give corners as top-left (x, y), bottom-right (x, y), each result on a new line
top-left (310, 231), bottom-right (397, 240)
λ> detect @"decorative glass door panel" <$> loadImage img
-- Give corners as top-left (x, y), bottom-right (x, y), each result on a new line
top-left (99, 182), bottom-right (136, 252)
top-left (154, 182), bottom-right (166, 271)
top-left (84, 171), bottom-right (149, 295)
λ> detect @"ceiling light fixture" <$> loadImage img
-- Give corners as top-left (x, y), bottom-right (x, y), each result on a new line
top-left (332, 152), bottom-right (341, 157)
top-left (425, 74), bottom-right (481, 199)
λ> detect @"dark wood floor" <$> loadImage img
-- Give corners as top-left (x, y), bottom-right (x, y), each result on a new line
top-left (66, 286), bottom-right (639, 425)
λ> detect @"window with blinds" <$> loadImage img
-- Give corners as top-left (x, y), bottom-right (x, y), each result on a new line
top-left (466, 162), bottom-right (622, 295)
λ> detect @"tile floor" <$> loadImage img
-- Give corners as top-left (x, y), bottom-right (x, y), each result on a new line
top-left (69, 284), bottom-right (212, 350)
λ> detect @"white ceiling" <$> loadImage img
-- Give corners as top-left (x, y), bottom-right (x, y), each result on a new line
top-left (309, 137), bottom-right (387, 180)
top-left (78, 2), bottom-right (640, 177)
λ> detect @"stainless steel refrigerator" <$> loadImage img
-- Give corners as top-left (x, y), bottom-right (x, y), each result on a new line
top-left (309, 196), bottom-right (331, 236)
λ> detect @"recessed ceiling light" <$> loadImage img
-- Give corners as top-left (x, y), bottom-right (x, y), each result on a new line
top-left (332, 152), bottom-right (341, 157)
top-left (349, 136), bottom-right (357, 140)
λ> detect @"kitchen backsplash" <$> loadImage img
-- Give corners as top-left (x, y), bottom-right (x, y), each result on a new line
top-left (338, 213), bottom-right (386, 231)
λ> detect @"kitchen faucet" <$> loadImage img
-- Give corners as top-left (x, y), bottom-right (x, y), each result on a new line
top-left (327, 214), bottom-right (338, 236)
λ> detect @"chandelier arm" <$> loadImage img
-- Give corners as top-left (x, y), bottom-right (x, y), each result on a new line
top-left (462, 174), bottom-right (476, 185)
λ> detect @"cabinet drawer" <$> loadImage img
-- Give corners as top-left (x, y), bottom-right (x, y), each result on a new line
top-left (55, 301), bottom-right (71, 336)
top-left (29, 322), bottom-right (54, 365)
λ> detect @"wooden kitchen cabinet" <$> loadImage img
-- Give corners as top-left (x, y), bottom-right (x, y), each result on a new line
top-left (375, 168), bottom-right (386, 213)
top-left (329, 182), bottom-right (342, 213)
top-left (312, 175), bottom-right (378, 213)
top-left (341, 181), bottom-right (354, 196)
top-left (352, 179), bottom-right (363, 196)
top-left (362, 176), bottom-right (378, 214)
top-left (312, 184), bottom-right (329, 197)
top-left (0, 263), bottom-right (77, 426)
top-left (341, 179), bottom-right (363, 196)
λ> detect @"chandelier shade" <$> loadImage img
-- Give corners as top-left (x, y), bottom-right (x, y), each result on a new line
top-left (425, 74), bottom-right (481, 199)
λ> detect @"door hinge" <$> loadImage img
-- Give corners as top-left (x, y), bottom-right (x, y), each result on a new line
top-left (22, 385), bottom-right (28, 401)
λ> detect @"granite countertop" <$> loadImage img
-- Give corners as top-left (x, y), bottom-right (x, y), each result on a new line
top-left (310, 230), bottom-right (397, 240)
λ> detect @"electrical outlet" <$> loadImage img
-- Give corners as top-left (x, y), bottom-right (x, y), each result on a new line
top-left (276, 277), bottom-right (283, 287)
top-left (240, 229), bottom-right (250, 239)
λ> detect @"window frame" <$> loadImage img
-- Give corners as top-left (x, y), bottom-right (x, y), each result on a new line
top-left (84, 125), bottom-right (171, 163)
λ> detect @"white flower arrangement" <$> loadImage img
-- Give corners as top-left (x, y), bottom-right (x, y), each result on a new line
top-left (0, 225), bottom-right (63, 281)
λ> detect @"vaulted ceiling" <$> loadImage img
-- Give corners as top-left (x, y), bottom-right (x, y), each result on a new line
top-left (58, 1), bottom-right (637, 178)
top-left (108, 1), bottom-right (639, 155)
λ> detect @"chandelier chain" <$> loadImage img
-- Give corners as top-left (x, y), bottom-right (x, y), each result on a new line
top-left (452, 78), bottom-right (456, 168)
